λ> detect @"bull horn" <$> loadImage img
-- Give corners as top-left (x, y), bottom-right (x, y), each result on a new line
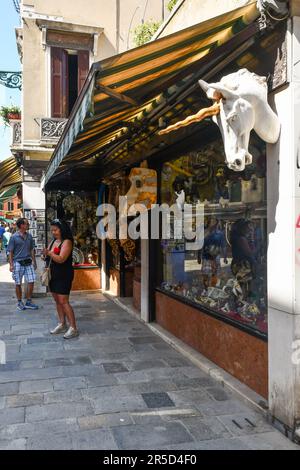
top-left (158, 101), bottom-right (220, 136)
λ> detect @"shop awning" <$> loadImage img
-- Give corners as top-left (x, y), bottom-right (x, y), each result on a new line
top-left (0, 157), bottom-right (22, 191)
top-left (44, 2), bottom-right (261, 186)
top-left (0, 184), bottom-right (20, 201)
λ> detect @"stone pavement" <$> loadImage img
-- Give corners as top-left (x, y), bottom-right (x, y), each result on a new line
top-left (0, 252), bottom-right (298, 450)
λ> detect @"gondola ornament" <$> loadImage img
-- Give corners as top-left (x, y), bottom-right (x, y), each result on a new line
top-left (159, 68), bottom-right (281, 172)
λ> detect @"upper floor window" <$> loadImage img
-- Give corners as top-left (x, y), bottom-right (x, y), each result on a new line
top-left (51, 47), bottom-right (89, 118)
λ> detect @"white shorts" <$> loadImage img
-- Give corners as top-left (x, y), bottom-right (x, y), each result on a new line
top-left (12, 261), bottom-right (36, 285)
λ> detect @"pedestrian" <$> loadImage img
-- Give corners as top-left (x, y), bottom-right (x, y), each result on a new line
top-left (42, 219), bottom-right (78, 339)
top-left (0, 223), bottom-right (5, 252)
top-left (2, 227), bottom-right (12, 261)
top-left (8, 218), bottom-right (39, 311)
top-left (10, 222), bottom-right (17, 234)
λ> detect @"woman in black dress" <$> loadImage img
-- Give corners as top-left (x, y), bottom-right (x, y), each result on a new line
top-left (43, 219), bottom-right (78, 339)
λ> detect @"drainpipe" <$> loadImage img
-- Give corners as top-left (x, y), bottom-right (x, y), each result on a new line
top-left (116, 0), bottom-right (120, 53)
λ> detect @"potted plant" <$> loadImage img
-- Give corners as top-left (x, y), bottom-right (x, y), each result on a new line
top-left (0, 105), bottom-right (21, 126)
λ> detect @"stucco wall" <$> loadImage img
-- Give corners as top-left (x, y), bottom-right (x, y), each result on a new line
top-left (156, 0), bottom-right (254, 38)
top-left (20, 0), bottom-right (166, 145)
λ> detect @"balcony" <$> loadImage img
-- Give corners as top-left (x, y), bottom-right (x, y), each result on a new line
top-left (40, 118), bottom-right (68, 143)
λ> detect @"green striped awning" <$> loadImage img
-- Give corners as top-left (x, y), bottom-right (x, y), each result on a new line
top-left (44, 2), bottom-right (260, 186)
top-left (0, 157), bottom-right (22, 191)
top-left (0, 184), bottom-right (20, 201)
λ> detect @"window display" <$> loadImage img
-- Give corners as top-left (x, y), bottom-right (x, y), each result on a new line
top-left (158, 137), bottom-right (267, 334)
top-left (46, 190), bottom-right (99, 266)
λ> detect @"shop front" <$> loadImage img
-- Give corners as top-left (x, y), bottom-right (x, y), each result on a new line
top-left (42, 1), bottom-right (300, 437)
top-left (149, 135), bottom-right (268, 397)
top-left (45, 187), bottom-right (101, 291)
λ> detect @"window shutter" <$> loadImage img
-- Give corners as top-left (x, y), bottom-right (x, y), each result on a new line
top-left (51, 47), bottom-right (68, 118)
top-left (78, 50), bottom-right (90, 93)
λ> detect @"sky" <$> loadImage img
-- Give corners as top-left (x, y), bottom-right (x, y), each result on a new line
top-left (0, 0), bottom-right (21, 162)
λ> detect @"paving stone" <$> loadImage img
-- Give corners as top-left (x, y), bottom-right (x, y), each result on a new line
top-left (114, 371), bottom-right (150, 384)
top-left (142, 392), bottom-right (175, 409)
top-left (71, 429), bottom-right (118, 450)
top-left (162, 357), bottom-right (192, 368)
top-left (197, 399), bottom-right (253, 417)
top-left (6, 393), bottom-right (44, 408)
top-left (125, 380), bottom-right (177, 395)
top-left (172, 377), bottom-right (216, 390)
top-left (53, 377), bottom-right (87, 391)
top-left (81, 384), bottom-right (129, 401)
top-left (27, 337), bottom-right (52, 345)
top-left (128, 336), bottom-right (162, 345)
top-left (130, 413), bottom-right (166, 425)
top-left (0, 407), bottom-right (25, 427)
top-left (44, 358), bottom-right (73, 367)
top-left (44, 389), bottom-right (83, 404)
top-left (163, 438), bottom-right (252, 450)
top-left (129, 360), bottom-right (168, 371)
top-left (85, 373), bottom-right (118, 388)
top-left (61, 364), bottom-right (107, 378)
top-left (0, 438), bottom-right (27, 450)
top-left (78, 412), bottom-right (133, 430)
top-left (112, 422), bottom-right (194, 450)
top-left (0, 366), bottom-right (64, 383)
top-left (19, 379), bottom-right (53, 394)
top-left (26, 433), bottom-right (72, 450)
top-left (0, 361), bottom-right (20, 371)
top-left (71, 356), bottom-right (92, 365)
top-left (217, 412), bottom-right (274, 436)
top-left (167, 389), bottom-right (213, 408)
top-left (0, 418), bottom-right (79, 439)
top-left (180, 416), bottom-right (231, 441)
top-left (19, 360), bottom-right (44, 369)
top-left (92, 394), bottom-right (147, 414)
top-left (206, 387), bottom-right (230, 401)
top-left (238, 431), bottom-right (300, 450)
top-left (102, 362), bottom-right (129, 374)
top-left (0, 382), bottom-right (19, 396)
top-left (25, 402), bottom-right (93, 422)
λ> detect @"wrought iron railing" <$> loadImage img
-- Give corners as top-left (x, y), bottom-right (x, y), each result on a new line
top-left (0, 72), bottom-right (22, 90)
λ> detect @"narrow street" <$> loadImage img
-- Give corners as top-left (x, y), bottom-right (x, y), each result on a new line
top-left (0, 252), bottom-right (297, 450)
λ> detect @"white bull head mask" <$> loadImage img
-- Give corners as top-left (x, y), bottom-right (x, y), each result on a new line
top-left (159, 69), bottom-right (281, 172)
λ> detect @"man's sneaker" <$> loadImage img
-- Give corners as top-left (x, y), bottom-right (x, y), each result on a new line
top-left (25, 300), bottom-right (39, 310)
top-left (63, 327), bottom-right (79, 339)
top-left (50, 323), bottom-right (67, 335)
top-left (17, 301), bottom-right (26, 311)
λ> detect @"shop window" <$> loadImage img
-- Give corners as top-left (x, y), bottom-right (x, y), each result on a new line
top-left (46, 190), bottom-right (99, 266)
top-left (51, 47), bottom-right (89, 118)
top-left (158, 137), bottom-right (267, 335)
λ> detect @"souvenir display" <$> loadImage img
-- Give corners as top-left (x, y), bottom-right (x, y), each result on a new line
top-left (158, 137), bottom-right (267, 334)
top-left (26, 209), bottom-right (46, 257)
top-left (46, 191), bottom-right (99, 266)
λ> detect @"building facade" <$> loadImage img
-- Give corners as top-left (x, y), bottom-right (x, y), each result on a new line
top-left (41, 0), bottom-right (300, 441)
top-left (12, 0), bottom-right (167, 290)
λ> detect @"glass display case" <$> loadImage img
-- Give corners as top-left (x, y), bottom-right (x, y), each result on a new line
top-left (158, 137), bottom-right (267, 334)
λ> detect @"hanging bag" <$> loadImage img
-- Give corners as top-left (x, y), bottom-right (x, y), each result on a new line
top-left (40, 240), bottom-right (55, 287)
top-left (40, 258), bottom-right (52, 287)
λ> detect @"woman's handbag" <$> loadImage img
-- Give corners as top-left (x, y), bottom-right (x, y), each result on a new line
top-left (40, 259), bottom-right (52, 287)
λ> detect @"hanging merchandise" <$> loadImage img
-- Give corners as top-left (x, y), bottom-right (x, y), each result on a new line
top-left (122, 167), bottom-right (157, 219)
top-left (46, 190), bottom-right (99, 266)
top-left (120, 238), bottom-right (136, 262)
top-left (241, 175), bottom-right (265, 203)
